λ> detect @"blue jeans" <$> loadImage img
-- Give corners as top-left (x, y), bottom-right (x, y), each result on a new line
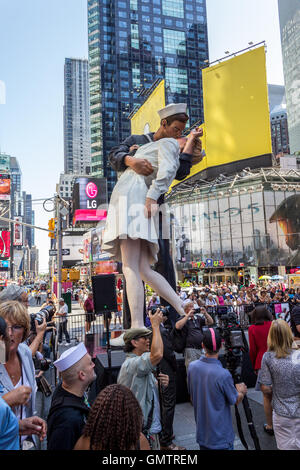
top-left (200, 443), bottom-right (234, 450)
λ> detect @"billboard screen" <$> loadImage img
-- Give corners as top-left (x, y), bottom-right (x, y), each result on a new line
top-left (73, 209), bottom-right (107, 225)
top-left (72, 177), bottom-right (107, 213)
top-left (0, 175), bottom-right (11, 200)
top-left (82, 224), bottom-right (110, 263)
top-left (0, 155), bottom-right (10, 172)
top-left (62, 236), bottom-right (84, 264)
top-left (171, 46), bottom-right (273, 188)
top-left (0, 201), bottom-right (10, 229)
top-left (13, 217), bottom-right (23, 246)
top-left (171, 191), bottom-right (300, 269)
top-left (0, 231), bottom-right (10, 258)
top-left (131, 80), bottom-right (165, 134)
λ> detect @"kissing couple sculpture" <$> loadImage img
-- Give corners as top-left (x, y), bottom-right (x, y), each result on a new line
top-left (102, 103), bottom-right (204, 337)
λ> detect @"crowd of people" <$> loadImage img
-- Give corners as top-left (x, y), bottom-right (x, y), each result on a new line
top-left (0, 277), bottom-right (299, 452)
top-left (175, 280), bottom-right (300, 307)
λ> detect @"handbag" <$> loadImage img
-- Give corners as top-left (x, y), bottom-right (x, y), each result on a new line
top-left (36, 375), bottom-right (52, 397)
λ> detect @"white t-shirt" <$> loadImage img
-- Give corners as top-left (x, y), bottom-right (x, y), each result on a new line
top-left (58, 304), bottom-right (68, 322)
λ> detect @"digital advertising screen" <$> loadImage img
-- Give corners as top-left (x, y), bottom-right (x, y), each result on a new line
top-left (0, 231), bottom-right (11, 258)
top-left (0, 175), bottom-right (11, 200)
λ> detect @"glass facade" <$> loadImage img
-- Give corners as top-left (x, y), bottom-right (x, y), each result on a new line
top-left (64, 58), bottom-right (91, 175)
top-left (169, 181), bottom-right (300, 271)
top-left (87, 0), bottom-right (209, 195)
top-left (162, 0), bottom-right (184, 18)
top-left (278, 0), bottom-right (300, 153)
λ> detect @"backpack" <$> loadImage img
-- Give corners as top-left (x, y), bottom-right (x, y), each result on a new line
top-left (170, 326), bottom-right (187, 354)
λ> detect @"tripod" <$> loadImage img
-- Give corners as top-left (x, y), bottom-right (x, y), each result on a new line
top-left (103, 310), bottom-right (113, 385)
top-left (227, 348), bottom-right (261, 450)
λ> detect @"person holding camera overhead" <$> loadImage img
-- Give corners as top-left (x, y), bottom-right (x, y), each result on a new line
top-left (175, 299), bottom-right (214, 373)
top-left (0, 301), bottom-right (47, 449)
top-left (117, 309), bottom-right (169, 450)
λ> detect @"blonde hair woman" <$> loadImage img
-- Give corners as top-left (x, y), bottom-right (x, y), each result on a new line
top-left (260, 320), bottom-right (300, 450)
top-left (0, 301), bottom-right (40, 449)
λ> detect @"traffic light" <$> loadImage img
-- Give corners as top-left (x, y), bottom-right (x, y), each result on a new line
top-left (48, 218), bottom-right (55, 238)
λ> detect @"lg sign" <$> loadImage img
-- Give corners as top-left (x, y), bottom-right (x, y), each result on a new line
top-left (72, 177), bottom-right (107, 212)
top-left (86, 182), bottom-right (98, 199)
top-left (86, 182), bottom-right (98, 208)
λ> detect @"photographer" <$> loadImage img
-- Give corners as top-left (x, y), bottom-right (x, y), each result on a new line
top-left (157, 310), bottom-right (185, 450)
top-left (175, 300), bottom-right (214, 372)
top-left (0, 301), bottom-right (46, 449)
top-left (117, 309), bottom-right (169, 450)
top-left (0, 284), bottom-right (47, 357)
top-left (0, 317), bottom-right (47, 450)
top-left (188, 328), bottom-right (247, 450)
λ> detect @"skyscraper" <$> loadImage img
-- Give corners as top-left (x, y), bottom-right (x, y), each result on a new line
top-left (64, 58), bottom-right (91, 175)
top-left (22, 192), bottom-right (34, 249)
top-left (9, 156), bottom-right (22, 219)
top-left (278, 0), bottom-right (300, 153)
top-left (87, 0), bottom-right (209, 194)
top-left (268, 84), bottom-right (290, 156)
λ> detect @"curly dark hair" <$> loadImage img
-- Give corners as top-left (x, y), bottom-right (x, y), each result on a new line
top-left (82, 384), bottom-right (143, 450)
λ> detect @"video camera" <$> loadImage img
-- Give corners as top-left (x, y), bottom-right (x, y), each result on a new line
top-left (30, 304), bottom-right (56, 334)
top-left (149, 305), bottom-right (171, 316)
top-left (216, 308), bottom-right (261, 450)
top-left (216, 309), bottom-right (247, 383)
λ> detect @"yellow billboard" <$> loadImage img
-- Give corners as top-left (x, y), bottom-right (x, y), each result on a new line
top-left (131, 80), bottom-right (165, 134)
top-left (172, 46), bottom-right (272, 186)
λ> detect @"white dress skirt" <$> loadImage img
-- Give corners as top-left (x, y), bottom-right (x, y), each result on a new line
top-left (102, 138), bottom-right (180, 265)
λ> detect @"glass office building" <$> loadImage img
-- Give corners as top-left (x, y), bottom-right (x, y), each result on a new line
top-left (64, 58), bottom-right (91, 175)
top-left (278, 0), bottom-right (300, 154)
top-left (87, 0), bottom-right (209, 195)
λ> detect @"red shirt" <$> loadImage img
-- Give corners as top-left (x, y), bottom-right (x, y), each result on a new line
top-left (84, 298), bottom-right (94, 313)
top-left (248, 321), bottom-right (272, 371)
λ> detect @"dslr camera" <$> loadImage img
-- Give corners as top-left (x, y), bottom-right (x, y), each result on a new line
top-left (30, 304), bottom-right (56, 334)
top-left (150, 305), bottom-right (171, 316)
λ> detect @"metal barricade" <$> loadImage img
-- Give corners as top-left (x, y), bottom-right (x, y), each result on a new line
top-left (54, 313), bottom-right (104, 344)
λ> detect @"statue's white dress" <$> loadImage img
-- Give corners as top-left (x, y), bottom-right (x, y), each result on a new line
top-left (102, 138), bottom-right (180, 264)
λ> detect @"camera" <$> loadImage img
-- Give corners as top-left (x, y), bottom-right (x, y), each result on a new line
top-left (34, 356), bottom-right (52, 372)
top-left (150, 305), bottom-right (171, 316)
top-left (217, 310), bottom-right (247, 383)
top-left (30, 304), bottom-right (56, 334)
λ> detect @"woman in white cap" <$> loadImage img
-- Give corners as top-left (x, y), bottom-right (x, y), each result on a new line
top-left (102, 122), bottom-right (202, 329)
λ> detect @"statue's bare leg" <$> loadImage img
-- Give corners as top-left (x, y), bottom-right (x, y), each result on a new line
top-left (120, 237), bottom-right (145, 328)
top-left (139, 240), bottom-right (185, 317)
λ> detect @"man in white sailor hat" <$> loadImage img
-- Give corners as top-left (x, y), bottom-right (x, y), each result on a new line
top-left (46, 343), bottom-right (96, 450)
top-left (109, 102), bottom-right (204, 334)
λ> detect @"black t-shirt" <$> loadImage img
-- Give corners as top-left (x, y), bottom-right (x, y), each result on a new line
top-left (47, 384), bottom-right (90, 450)
top-left (183, 315), bottom-right (206, 349)
top-left (291, 306), bottom-right (300, 338)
